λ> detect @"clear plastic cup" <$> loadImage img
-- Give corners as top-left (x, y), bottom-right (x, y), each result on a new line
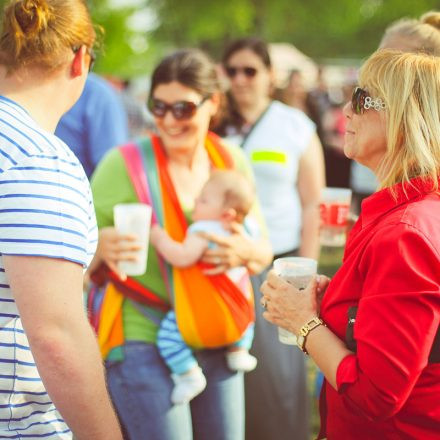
top-left (273, 257), bottom-right (318, 345)
top-left (319, 187), bottom-right (352, 247)
top-left (113, 203), bottom-right (152, 276)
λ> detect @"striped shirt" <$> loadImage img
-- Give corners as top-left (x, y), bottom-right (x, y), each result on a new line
top-left (0, 96), bottom-right (97, 438)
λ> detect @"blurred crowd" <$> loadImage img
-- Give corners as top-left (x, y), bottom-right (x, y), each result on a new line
top-left (86, 56), bottom-right (376, 216)
top-left (1, 1), bottom-right (439, 439)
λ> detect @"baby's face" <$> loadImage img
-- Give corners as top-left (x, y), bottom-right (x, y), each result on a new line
top-left (192, 181), bottom-right (226, 222)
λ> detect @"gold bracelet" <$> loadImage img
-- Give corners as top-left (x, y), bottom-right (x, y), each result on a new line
top-left (296, 317), bottom-right (325, 355)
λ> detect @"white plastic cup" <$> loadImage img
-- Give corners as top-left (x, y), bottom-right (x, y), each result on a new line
top-left (113, 203), bottom-right (152, 276)
top-left (319, 187), bottom-right (352, 247)
top-left (273, 257), bottom-right (318, 345)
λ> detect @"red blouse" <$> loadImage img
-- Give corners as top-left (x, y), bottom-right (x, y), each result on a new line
top-left (319, 177), bottom-right (440, 439)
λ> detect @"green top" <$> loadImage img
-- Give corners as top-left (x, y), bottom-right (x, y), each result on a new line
top-left (90, 138), bottom-right (267, 353)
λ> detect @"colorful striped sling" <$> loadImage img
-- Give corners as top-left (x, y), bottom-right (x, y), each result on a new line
top-left (89, 132), bottom-right (255, 357)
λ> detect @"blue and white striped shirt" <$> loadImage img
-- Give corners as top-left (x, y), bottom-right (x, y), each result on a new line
top-left (0, 96), bottom-right (97, 438)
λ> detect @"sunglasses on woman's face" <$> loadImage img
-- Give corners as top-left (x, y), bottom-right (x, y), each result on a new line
top-left (225, 66), bottom-right (258, 78)
top-left (148, 96), bottom-right (209, 120)
top-left (351, 86), bottom-right (386, 115)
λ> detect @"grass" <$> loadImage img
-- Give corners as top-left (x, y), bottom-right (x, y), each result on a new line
top-left (318, 246), bottom-right (345, 279)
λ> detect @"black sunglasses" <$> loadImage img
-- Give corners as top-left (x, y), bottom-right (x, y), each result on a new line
top-left (351, 86), bottom-right (386, 115)
top-left (72, 45), bottom-right (96, 72)
top-left (148, 96), bottom-right (209, 120)
top-left (225, 66), bottom-right (258, 78)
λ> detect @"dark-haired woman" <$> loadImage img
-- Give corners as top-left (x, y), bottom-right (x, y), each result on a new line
top-left (216, 37), bottom-right (325, 440)
top-left (0, 0), bottom-right (122, 438)
top-left (90, 49), bottom-right (272, 439)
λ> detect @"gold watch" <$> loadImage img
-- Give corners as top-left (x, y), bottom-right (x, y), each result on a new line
top-left (297, 317), bottom-right (325, 355)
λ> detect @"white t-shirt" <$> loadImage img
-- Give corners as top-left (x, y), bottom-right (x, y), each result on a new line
top-left (225, 101), bottom-right (315, 254)
top-left (0, 96), bottom-right (97, 438)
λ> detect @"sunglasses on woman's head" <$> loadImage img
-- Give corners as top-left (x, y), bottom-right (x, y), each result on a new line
top-left (148, 96), bottom-right (209, 120)
top-left (351, 87), bottom-right (386, 115)
top-left (225, 66), bottom-right (258, 78)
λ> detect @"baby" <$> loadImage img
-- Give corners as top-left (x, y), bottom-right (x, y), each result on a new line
top-left (150, 169), bottom-right (258, 405)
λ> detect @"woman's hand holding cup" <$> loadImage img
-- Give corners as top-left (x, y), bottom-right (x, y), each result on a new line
top-left (261, 270), bottom-right (331, 339)
top-left (95, 226), bottom-right (142, 280)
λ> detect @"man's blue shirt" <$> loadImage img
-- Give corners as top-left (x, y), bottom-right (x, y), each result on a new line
top-left (56, 73), bottom-right (129, 177)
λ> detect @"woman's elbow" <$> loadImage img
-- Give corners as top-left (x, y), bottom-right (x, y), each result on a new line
top-left (349, 389), bottom-right (406, 422)
top-left (249, 241), bottom-right (273, 274)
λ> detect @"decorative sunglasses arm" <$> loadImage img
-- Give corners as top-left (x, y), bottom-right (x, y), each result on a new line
top-left (364, 97), bottom-right (386, 111)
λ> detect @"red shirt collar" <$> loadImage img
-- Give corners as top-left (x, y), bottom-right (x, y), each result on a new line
top-left (360, 176), bottom-right (439, 228)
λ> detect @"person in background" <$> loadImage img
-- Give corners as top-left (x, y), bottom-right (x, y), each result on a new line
top-left (306, 66), bottom-right (332, 146)
top-left (320, 84), bottom-right (353, 189)
top-left (280, 70), bottom-right (308, 113)
top-left (56, 72), bottom-right (130, 178)
top-left (216, 37), bottom-right (325, 440)
top-left (279, 69), bottom-right (324, 141)
top-left (350, 11), bottom-right (440, 214)
top-left (120, 79), bottom-right (155, 137)
top-left (262, 48), bottom-right (440, 440)
top-left (90, 48), bottom-right (272, 440)
top-left (0, 0), bottom-right (122, 438)
top-left (279, 68), bottom-right (351, 189)
top-left (151, 170), bottom-right (258, 405)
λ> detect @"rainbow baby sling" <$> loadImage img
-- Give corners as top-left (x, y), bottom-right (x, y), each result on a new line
top-left (89, 132), bottom-right (255, 358)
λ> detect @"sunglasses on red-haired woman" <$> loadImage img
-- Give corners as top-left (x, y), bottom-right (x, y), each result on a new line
top-left (72, 45), bottom-right (96, 72)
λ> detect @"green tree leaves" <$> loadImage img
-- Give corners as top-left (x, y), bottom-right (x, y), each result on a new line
top-left (1, 0), bottom-right (438, 76)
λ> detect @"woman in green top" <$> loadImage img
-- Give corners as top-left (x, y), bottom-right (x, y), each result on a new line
top-left (90, 49), bottom-right (272, 440)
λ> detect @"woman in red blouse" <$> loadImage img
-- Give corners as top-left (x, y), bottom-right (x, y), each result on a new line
top-left (261, 49), bottom-right (440, 439)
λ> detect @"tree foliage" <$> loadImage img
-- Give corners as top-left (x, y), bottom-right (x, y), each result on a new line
top-left (90, 0), bottom-right (155, 77)
top-left (0, 0), bottom-right (439, 76)
top-left (148, 0), bottom-right (440, 61)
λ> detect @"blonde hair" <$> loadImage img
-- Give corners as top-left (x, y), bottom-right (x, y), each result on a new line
top-left (0, 0), bottom-right (98, 73)
top-left (359, 49), bottom-right (440, 194)
top-left (207, 170), bottom-right (255, 223)
top-left (380, 11), bottom-right (440, 56)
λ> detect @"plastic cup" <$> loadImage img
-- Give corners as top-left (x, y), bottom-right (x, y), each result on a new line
top-left (113, 203), bottom-right (152, 276)
top-left (319, 187), bottom-right (352, 247)
top-left (273, 257), bottom-right (318, 345)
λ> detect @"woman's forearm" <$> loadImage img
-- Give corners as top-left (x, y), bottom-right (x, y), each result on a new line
top-left (246, 237), bottom-right (273, 274)
top-left (297, 133), bottom-right (325, 260)
top-left (299, 204), bottom-right (321, 259)
top-left (304, 324), bottom-right (352, 389)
